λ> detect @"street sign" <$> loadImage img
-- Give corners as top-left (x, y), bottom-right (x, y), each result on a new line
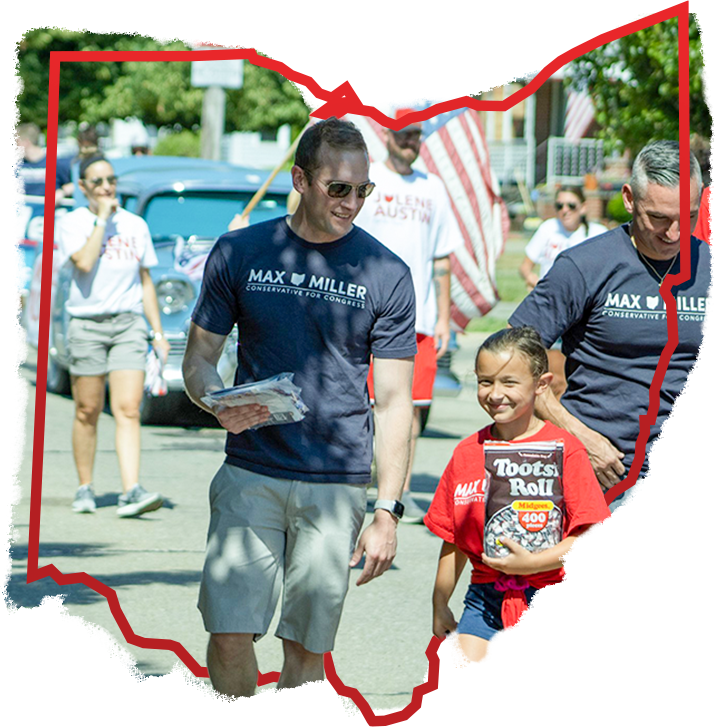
top-left (190, 46), bottom-right (244, 89)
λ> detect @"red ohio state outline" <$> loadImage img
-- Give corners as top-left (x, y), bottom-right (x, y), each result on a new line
top-left (27, 7), bottom-right (704, 727)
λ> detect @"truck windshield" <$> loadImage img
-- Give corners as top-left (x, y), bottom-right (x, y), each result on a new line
top-left (143, 191), bottom-right (288, 240)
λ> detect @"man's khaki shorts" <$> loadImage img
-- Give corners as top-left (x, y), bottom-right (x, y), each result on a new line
top-left (198, 463), bottom-right (367, 654)
top-left (67, 312), bottom-right (148, 377)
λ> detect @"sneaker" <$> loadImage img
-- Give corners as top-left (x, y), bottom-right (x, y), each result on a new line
top-left (72, 485), bottom-right (97, 514)
top-left (117, 484), bottom-right (164, 518)
top-left (400, 491), bottom-right (425, 525)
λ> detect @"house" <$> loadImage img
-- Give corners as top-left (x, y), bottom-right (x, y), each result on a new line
top-left (473, 67), bottom-right (627, 222)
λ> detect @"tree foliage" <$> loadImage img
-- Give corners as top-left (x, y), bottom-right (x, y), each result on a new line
top-left (16, 30), bottom-right (310, 135)
top-left (567, 15), bottom-right (711, 156)
top-left (226, 55), bottom-right (309, 135)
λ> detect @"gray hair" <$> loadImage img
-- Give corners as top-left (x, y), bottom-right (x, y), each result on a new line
top-left (630, 140), bottom-right (703, 199)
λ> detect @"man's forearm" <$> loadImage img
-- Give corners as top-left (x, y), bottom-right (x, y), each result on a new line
top-left (373, 396), bottom-right (413, 501)
top-left (535, 384), bottom-right (580, 433)
top-left (183, 355), bottom-right (225, 413)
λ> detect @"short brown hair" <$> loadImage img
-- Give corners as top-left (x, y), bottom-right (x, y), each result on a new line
top-left (295, 117), bottom-right (367, 172)
top-left (77, 125), bottom-right (100, 147)
top-left (476, 327), bottom-right (549, 379)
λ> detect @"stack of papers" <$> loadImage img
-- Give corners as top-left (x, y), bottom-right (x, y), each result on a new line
top-left (200, 372), bottom-right (309, 430)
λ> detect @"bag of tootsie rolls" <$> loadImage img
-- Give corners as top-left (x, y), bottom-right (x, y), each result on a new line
top-left (483, 441), bottom-right (564, 558)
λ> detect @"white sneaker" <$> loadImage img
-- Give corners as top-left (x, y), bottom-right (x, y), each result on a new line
top-left (400, 491), bottom-right (425, 525)
top-left (117, 484), bottom-right (164, 518)
top-left (72, 485), bottom-right (97, 514)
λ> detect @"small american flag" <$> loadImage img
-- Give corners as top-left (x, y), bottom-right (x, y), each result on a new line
top-left (173, 238), bottom-right (209, 281)
top-left (346, 108), bottom-right (509, 330)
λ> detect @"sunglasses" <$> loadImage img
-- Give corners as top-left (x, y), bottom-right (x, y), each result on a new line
top-left (303, 168), bottom-right (375, 199)
top-left (392, 129), bottom-right (422, 143)
top-left (555, 202), bottom-right (579, 211)
top-left (85, 175), bottom-right (118, 187)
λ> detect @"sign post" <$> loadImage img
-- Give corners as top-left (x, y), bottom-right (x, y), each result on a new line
top-left (191, 45), bottom-right (244, 161)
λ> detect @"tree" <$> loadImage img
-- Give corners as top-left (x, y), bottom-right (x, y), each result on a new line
top-left (17, 30), bottom-right (128, 128)
top-left (226, 55), bottom-right (309, 136)
top-left (88, 38), bottom-right (203, 129)
top-left (16, 31), bottom-right (309, 136)
top-left (567, 15), bottom-right (711, 156)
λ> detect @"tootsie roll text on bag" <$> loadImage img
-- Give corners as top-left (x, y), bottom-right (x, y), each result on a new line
top-left (483, 441), bottom-right (564, 558)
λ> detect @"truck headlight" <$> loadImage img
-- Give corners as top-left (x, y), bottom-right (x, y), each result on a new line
top-left (155, 279), bottom-right (195, 314)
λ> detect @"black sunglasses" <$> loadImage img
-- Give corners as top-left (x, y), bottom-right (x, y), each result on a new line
top-left (85, 175), bottom-right (118, 187)
top-left (302, 168), bottom-right (375, 199)
top-left (555, 202), bottom-right (579, 211)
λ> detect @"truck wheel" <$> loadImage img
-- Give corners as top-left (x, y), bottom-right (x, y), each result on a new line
top-left (140, 391), bottom-right (181, 425)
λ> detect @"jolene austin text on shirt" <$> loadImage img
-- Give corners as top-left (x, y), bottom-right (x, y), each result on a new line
top-left (100, 234), bottom-right (141, 262)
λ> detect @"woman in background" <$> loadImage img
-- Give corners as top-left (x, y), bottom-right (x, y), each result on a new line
top-left (59, 156), bottom-right (170, 518)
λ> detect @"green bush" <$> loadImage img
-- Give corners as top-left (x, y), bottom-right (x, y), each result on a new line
top-left (607, 193), bottom-right (632, 223)
top-left (153, 130), bottom-right (201, 158)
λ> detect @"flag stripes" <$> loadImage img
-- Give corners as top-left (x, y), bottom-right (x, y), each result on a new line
top-left (564, 90), bottom-right (596, 142)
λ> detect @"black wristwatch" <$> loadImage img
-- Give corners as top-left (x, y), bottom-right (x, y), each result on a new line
top-left (374, 499), bottom-right (404, 520)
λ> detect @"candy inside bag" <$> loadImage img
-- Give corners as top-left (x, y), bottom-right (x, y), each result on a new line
top-left (483, 440), bottom-right (564, 558)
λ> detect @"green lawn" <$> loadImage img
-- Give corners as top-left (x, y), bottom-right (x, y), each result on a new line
top-left (466, 316), bottom-right (511, 333)
top-left (493, 234), bottom-right (530, 303)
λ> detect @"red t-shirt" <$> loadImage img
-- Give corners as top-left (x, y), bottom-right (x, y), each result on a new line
top-left (424, 421), bottom-right (611, 586)
top-left (694, 186), bottom-right (711, 244)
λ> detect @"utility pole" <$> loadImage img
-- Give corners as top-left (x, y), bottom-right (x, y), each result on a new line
top-left (200, 86), bottom-right (226, 160)
top-left (191, 44), bottom-right (243, 162)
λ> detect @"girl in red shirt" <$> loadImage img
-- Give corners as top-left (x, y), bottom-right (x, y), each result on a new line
top-left (424, 327), bottom-right (610, 662)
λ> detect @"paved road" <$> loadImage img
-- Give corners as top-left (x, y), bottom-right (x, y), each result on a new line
top-left (10, 335), bottom-right (494, 710)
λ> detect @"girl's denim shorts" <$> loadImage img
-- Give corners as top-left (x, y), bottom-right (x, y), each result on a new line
top-left (455, 583), bottom-right (506, 644)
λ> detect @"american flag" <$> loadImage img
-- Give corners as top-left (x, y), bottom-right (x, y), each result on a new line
top-left (564, 89), bottom-right (596, 142)
top-left (346, 108), bottom-right (509, 331)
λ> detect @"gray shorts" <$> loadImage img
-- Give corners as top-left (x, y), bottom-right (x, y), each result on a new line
top-left (198, 463), bottom-right (367, 654)
top-left (67, 313), bottom-right (148, 377)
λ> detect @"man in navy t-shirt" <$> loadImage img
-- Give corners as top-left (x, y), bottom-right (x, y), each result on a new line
top-left (183, 118), bottom-right (417, 697)
top-left (16, 122), bottom-right (65, 202)
top-left (510, 140), bottom-right (709, 510)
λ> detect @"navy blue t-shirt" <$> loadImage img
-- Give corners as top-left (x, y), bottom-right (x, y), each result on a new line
top-left (192, 217), bottom-right (417, 483)
top-left (510, 224), bottom-right (710, 477)
top-left (17, 155), bottom-right (69, 196)
top-left (56, 156), bottom-right (73, 189)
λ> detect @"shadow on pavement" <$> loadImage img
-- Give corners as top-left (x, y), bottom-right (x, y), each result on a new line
top-left (8, 541), bottom-right (201, 608)
top-left (409, 474), bottom-right (440, 494)
top-left (2, 570), bottom-right (201, 608)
